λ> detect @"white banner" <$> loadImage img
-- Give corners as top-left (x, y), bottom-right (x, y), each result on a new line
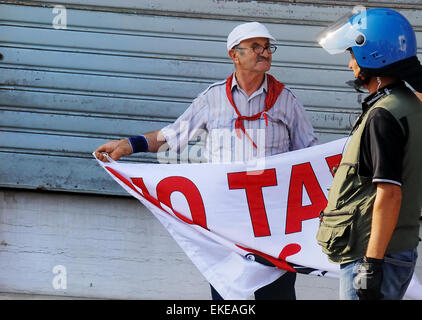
top-left (94, 138), bottom-right (422, 300)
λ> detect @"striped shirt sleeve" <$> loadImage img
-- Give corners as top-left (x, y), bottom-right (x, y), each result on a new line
top-left (160, 94), bottom-right (208, 153)
top-left (284, 89), bottom-right (318, 151)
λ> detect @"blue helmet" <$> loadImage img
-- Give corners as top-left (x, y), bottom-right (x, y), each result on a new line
top-left (318, 8), bottom-right (422, 91)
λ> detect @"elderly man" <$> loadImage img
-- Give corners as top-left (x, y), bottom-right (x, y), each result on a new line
top-left (95, 22), bottom-right (317, 300)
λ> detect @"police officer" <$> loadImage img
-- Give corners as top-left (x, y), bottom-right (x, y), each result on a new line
top-left (316, 8), bottom-right (422, 300)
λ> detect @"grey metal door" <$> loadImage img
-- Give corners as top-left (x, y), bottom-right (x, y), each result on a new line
top-left (1, 1), bottom-right (421, 195)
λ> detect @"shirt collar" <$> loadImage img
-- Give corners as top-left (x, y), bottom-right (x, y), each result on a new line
top-left (231, 73), bottom-right (268, 94)
top-left (362, 81), bottom-right (405, 112)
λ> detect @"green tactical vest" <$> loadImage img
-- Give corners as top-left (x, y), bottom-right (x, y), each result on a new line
top-left (316, 86), bottom-right (422, 264)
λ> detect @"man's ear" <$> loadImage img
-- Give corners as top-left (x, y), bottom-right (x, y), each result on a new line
top-left (228, 49), bottom-right (238, 63)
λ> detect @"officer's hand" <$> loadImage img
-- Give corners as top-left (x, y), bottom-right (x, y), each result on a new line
top-left (353, 256), bottom-right (383, 300)
top-left (94, 139), bottom-right (132, 162)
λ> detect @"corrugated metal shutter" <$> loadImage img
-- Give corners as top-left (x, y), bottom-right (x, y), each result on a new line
top-left (1, 1), bottom-right (421, 195)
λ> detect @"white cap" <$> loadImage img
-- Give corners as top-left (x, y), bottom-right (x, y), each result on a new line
top-left (227, 22), bottom-right (276, 51)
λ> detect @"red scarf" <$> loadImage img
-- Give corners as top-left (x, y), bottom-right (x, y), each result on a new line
top-left (225, 74), bottom-right (284, 148)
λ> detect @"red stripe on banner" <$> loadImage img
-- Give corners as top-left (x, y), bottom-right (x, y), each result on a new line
top-left (105, 167), bottom-right (171, 215)
top-left (236, 243), bottom-right (300, 272)
top-left (131, 177), bottom-right (163, 209)
top-left (105, 167), bottom-right (144, 197)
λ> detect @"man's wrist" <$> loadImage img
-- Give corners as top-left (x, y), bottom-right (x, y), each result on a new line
top-left (128, 135), bottom-right (149, 153)
top-left (363, 256), bottom-right (384, 264)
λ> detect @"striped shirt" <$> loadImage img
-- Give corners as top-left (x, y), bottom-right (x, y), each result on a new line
top-left (161, 73), bottom-right (317, 163)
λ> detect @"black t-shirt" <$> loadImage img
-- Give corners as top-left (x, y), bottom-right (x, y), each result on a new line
top-left (357, 82), bottom-right (409, 186)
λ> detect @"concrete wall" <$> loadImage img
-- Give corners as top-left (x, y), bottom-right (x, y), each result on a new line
top-left (0, 189), bottom-right (209, 299)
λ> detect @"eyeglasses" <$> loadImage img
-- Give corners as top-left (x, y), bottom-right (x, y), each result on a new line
top-left (234, 44), bottom-right (277, 55)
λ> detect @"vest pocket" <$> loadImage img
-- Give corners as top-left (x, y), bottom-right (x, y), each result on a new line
top-left (316, 210), bottom-right (355, 256)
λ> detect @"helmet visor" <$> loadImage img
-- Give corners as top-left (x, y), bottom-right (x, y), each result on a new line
top-left (317, 12), bottom-right (366, 54)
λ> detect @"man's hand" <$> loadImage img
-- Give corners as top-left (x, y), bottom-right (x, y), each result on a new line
top-left (353, 256), bottom-right (383, 300)
top-left (94, 139), bottom-right (132, 162)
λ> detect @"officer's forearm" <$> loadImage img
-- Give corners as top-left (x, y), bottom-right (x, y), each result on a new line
top-left (365, 183), bottom-right (402, 259)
